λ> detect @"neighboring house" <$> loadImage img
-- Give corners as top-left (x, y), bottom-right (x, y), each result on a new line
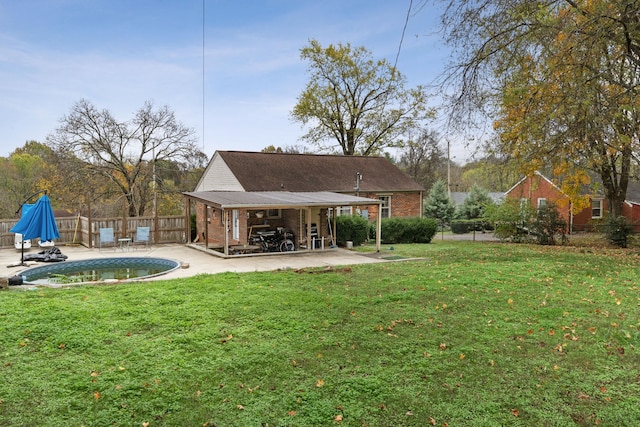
top-left (184, 151), bottom-right (424, 256)
top-left (450, 192), bottom-right (504, 207)
top-left (505, 171), bottom-right (640, 232)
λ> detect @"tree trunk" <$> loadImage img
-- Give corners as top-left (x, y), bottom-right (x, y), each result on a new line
top-left (599, 145), bottom-right (631, 218)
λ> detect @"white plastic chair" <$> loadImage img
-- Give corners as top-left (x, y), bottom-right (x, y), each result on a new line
top-left (99, 227), bottom-right (115, 251)
top-left (134, 226), bottom-right (150, 250)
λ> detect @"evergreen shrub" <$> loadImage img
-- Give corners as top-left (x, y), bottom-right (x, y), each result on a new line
top-left (604, 216), bottom-right (634, 248)
top-left (335, 215), bottom-right (369, 247)
top-left (377, 217), bottom-right (438, 244)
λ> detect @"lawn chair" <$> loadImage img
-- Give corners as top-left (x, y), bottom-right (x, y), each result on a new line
top-left (134, 226), bottom-right (150, 250)
top-left (99, 227), bottom-right (115, 251)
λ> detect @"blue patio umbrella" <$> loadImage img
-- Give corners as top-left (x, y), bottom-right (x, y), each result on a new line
top-left (11, 194), bottom-right (60, 265)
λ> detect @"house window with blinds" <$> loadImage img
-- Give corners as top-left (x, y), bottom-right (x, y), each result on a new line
top-left (591, 199), bottom-right (603, 219)
top-left (379, 196), bottom-right (391, 218)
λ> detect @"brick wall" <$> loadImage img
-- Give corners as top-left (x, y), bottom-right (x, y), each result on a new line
top-left (506, 175), bottom-right (572, 224)
top-left (360, 191), bottom-right (423, 219)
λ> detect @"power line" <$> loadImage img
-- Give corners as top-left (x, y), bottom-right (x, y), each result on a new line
top-left (393, 0), bottom-right (413, 70)
top-left (202, 0), bottom-right (206, 152)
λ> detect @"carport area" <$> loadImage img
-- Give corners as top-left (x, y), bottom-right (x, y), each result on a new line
top-left (183, 191), bottom-right (382, 258)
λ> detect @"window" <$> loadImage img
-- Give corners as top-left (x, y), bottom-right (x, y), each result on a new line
top-left (232, 210), bottom-right (239, 240)
top-left (591, 199), bottom-right (603, 219)
top-left (537, 198), bottom-right (547, 209)
top-left (266, 209), bottom-right (281, 218)
top-left (329, 206), bottom-right (353, 218)
top-left (379, 196), bottom-right (391, 218)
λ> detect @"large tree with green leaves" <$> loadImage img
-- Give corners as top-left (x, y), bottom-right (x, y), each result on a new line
top-left (432, 0), bottom-right (640, 217)
top-left (47, 99), bottom-right (204, 216)
top-left (292, 39), bottom-right (432, 156)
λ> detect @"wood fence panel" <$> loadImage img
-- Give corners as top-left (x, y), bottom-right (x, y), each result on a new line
top-left (0, 215), bottom-right (186, 249)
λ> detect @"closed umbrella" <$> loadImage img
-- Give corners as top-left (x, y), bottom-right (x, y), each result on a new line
top-left (10, 194), bottom-right (60, 266)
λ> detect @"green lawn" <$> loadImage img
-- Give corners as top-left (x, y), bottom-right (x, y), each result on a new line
top-left (1, 241), bottom-right (639, 426)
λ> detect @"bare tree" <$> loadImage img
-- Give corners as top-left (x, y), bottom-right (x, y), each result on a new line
top-left (48, 99), bottom-right (203, 216)
top-left (396, 129), bottom-right (448, 191)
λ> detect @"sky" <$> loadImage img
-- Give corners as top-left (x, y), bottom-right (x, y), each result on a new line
top-left (0, 0), bottom-right (470, 162)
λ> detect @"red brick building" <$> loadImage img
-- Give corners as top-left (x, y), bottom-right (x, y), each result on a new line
top-left (184, 151), bottom-right (424, 255)
top-left (506, 171), bottom-right (640, 232)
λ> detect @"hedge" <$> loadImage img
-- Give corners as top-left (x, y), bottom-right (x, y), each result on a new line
top-left (335, 215), bottom-right (370, 247)
top-left (370, 217), bottom-right (438, 244)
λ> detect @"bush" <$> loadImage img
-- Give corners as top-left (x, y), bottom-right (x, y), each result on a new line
top-left (484, 199), bottom-right (535, 243)
top-left (335, 215), bottom-right (370, 247)
top-left (375, 217), bottom-right (438, 244)
top-left (450, 220), bottom-right (490, 234)
top-left (530, 203), bottom-right (567, 245)
top-left (604, 216), bottom-right (634, 248)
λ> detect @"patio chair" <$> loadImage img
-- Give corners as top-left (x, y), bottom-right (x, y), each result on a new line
top-left (99, 227), bottom-right (115, 251)
top-left (134, 226), bottom-right (150, 250)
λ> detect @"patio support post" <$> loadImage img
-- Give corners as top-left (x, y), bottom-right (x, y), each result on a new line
top-left (223, 209), bottom-right (229, 256)
top-left (306, 207), bottom-right (312, 251)
top-left (204, 204), bottom-right (209, 250)
top-left (332, 208), bottom-right (337, 247)
top-left (376, 203), bottom-right (381, 252)
top-left (184, 198), bottom-right (190, 243)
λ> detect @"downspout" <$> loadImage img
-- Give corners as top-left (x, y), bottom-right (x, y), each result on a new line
top-left (569, 200), bottom-right (574, 234)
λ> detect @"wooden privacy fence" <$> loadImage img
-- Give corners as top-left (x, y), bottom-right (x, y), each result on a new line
top-left (0, 215), bottom-right (187, 249)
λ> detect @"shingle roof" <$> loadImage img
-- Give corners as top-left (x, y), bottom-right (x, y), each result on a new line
top-left (217, 151), bottom-right (423, 192)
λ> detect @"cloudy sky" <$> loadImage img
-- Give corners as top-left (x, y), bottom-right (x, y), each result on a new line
top-left (0, 1), bottom-right (466, 160)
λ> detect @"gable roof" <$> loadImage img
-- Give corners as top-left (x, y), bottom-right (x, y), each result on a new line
top-left (195, 151), bottom-right (423, 193)
top-left (450, 192), bottom-right (505, 206)
top-left (505, 171), bottom-right (565, 197)
top-left (506, 171), bottom-right (640, 204)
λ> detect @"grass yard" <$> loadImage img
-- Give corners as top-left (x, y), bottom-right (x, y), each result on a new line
top-left (1, 241), bottom-right (639, 426)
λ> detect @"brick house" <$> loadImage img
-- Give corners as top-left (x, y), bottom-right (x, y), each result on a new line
top-left (505, 171), bottom-right (640, 232)
top-left (184, 151), bottom-right (424, 256)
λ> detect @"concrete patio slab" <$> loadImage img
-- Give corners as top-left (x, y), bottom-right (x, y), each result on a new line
top-left (1, 244), bottom-right (393, 288)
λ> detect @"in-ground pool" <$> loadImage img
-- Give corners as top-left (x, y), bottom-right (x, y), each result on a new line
top-left (19, 257), bottom-right (181, 285)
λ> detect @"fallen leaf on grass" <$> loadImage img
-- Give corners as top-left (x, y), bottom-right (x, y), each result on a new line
top-left (511, 408), bottom-right (519, 417)
top-left (316, 379), bottom-right (325, 387)
top-left (429, 416), bottom-right (436, 425)
top-left (287, 410), bottom-right (297, 416)
top-left (236, 404), bottom-right (244, 410)
top-left (334, 414), bottom-right (343, 422)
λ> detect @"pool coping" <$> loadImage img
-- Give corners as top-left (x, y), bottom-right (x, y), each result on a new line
top-left (18, 256), bottom-right (182, 287)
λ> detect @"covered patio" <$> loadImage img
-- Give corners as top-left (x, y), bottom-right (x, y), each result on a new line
top-left (183, 191), bottom-right (382, 258)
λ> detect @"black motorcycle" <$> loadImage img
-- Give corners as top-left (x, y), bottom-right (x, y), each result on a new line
top-left (250, 228), bottom-right (295, 252)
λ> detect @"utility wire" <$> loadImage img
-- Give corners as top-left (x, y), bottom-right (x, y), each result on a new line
top-left (393, 0), bottom-right (413, 70)
top-left (202, 0), bottom-right (206, 151)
